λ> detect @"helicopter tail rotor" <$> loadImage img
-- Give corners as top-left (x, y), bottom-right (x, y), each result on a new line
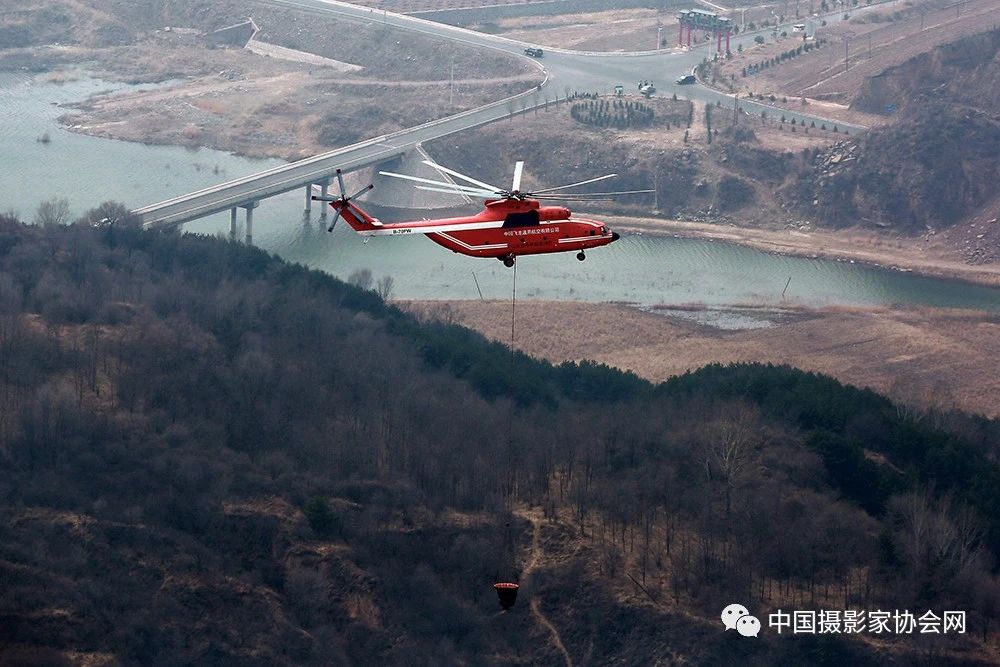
top-left (312, 168), bottom-right (374, 232)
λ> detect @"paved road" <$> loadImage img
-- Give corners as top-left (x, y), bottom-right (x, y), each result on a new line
top-left (136, 0), bottom-right (872, 227)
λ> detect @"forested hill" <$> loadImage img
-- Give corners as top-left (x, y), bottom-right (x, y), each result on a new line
top-left (1, 210), bottom-right (999, 665)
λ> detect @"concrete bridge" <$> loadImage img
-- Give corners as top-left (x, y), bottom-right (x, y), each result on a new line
top-left (134, 0), bottom-right (874, 241)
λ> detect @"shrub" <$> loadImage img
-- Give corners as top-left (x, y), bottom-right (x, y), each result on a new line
top-left (304, 496), bottom-right (340, 537)
top-left (716, 175), bottom-right (755, 211)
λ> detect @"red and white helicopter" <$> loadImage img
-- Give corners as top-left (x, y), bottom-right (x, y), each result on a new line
top-left (313, 161), bottom-right (650, 267)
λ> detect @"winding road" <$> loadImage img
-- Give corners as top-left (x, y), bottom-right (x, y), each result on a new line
top-left (135, 0), bottom-right (872, 229)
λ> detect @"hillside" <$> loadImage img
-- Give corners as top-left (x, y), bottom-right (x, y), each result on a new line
top-left (1, 209), bottom-right (1000, 664)
top-left (782, 29), bottom-right (1000, 243)
top-left (426, 98), bottom-right (828, 228)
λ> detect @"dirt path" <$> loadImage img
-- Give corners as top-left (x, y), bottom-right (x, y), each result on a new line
top-left (516, 507), bottom-right (573, 667)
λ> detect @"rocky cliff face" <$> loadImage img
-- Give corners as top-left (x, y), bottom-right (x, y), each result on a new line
top-left (791, 101), bottom-right (1000, 235)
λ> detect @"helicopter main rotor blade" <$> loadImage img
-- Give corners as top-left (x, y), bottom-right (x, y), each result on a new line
top-left (532, 196), bottom-right (614, 203)
top-left (348, 183), bottom-right (375, 200)
top-left (550, 189), bottom-right (656, 197)
top-left (379, 170), bottom-right (496, 195)
top-left (414, 185), bottom-right (497, 198)
top-left (327, 208), bottom-right (342, 233)
top-left (532, 193), bottom-right (617, 199)
top-left (335, 169), bottom-right (347, 197)
top-left (531, 173), bottom-right (618, 194)
top-left (511, 161), bottom-right (524, 192)
top-left (422, 160), bottom-right (502, 193)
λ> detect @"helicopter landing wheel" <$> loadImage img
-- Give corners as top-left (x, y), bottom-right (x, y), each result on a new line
top-left (576, 251), bottom-right (586, 262)
top-left (502, 255), bottom-right (515, 268)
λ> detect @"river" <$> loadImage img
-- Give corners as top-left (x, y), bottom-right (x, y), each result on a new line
top-left (2, 70), bottom-right (998, 315)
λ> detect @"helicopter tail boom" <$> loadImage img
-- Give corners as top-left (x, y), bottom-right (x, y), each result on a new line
top-left (331, 199), bottom-right (382, 232)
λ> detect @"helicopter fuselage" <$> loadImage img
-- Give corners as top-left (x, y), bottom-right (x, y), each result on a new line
top-left (334, 197), bottom-right (619, 261)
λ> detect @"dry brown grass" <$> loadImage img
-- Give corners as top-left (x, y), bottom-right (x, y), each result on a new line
top-left (60, 27), bottom-right (539, 159)
top-left (64, 65), bottom-right (537, 159)
top-left (476, 8), bottom-right (676, 52)
top-left (404, 299), bottom-right (1000, 417)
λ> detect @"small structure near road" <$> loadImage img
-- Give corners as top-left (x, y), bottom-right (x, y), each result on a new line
top-left (205, 18), bottom-right (259, 48)
top-left (245, 39), bottom-right (363, 73)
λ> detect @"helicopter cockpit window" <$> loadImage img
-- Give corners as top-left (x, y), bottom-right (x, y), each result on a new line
top-left (502, 210), bottom-right (540, 228)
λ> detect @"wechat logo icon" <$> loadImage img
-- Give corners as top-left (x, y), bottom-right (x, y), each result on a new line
top-left (722, 603), bottom-right (761, 637)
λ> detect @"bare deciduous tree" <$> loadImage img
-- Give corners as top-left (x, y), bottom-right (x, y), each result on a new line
top-left (701, 403), bottom-right (762, 518)
top-left (348, 267), bottom-right (373, 291)
top-left (892, 490), bottom-right (984, 583)
top-left (375, 275), bottom-right (394, 301)
top-left (34, 198), bottom-right (71, 227)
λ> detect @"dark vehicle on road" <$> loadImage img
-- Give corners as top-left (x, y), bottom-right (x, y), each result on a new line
top-left (676, 74), bottom-right (696, 85)
top-left (524, 47), bottom-right (544, 58)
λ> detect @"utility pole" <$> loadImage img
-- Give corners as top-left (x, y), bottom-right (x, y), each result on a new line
top-left (657, 24), bottom-right (663, 49)
top-left (733, 93), bottom-right (739, 125)
top-left (844, 38), bottom-right (849, 72)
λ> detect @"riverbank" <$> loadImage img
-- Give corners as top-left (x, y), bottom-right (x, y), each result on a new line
top-left (605, 214), bottom-right (1000, 288)
top-left (2, 0), bottom-right (539, 161)
top-left (403, 299), bottom-right (1000, 418)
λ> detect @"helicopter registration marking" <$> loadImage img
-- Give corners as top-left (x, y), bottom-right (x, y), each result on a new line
top-left (504, 226), bottom-right (558, 237)
top-left (391, 228), bottom-right (413, 235)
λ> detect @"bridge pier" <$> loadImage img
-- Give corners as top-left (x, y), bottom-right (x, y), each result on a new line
top-left (230, 207), bottom-right (238, 240)
top-left (245, 206), bottom-right (254, 245)
top-left (241, 202), bottom-right (259, 245)
top-left (304, 184), bottom-right (313, 215)
top-left (318, 179), bottom-right (330, 218)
